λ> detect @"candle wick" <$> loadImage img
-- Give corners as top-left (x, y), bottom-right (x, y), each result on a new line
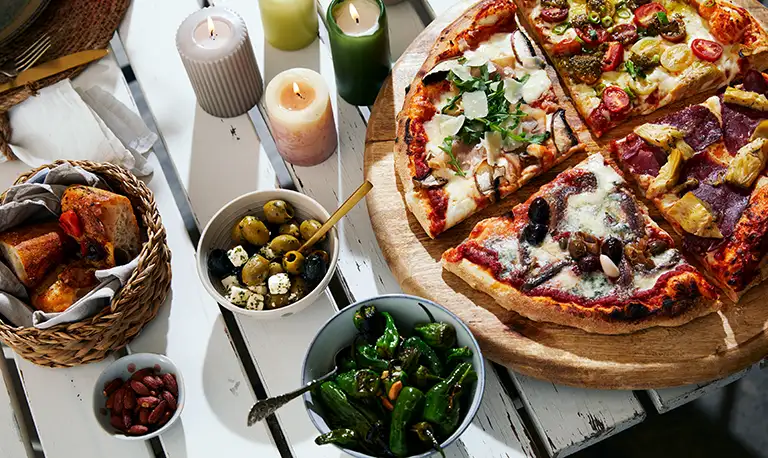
top-left (297, 93), bottom-right (305, 100)
top-left (355, 17), bottom-right (360, 24)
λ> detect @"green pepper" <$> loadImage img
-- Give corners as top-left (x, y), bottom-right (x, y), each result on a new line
top-left (318, 382), bottom-right (387, 454)
top-left (412, 422), bottom-right (445, 458)
top-left (355, 342), bottom-right (389, 372)
top-left (423, 363), bottom-right (475, 438)
top-left (389, 387), bottom-right (424, 457)
top-left (445, 346), bottom-right (473, 370)
top-left (337, 369), bottom-right (381, 399)
top-left (414, 322), bottom-right (456, 350)
top-left (402, 337), bottom-right (443, 376)
top-left (382, 368), bottom-right (408, 399)
top-left (375, 312), bottom-right (400, 359)
top-left (315, 428), bottom-right (359, 448)
top-left (354, 305), bottom-right (385, 342)
top-left (337, 346), bottom-right (358, 372)
top-left (413, 365), bottom-right (442, 391)
top-left (397, 345), bottom-right (421, 374)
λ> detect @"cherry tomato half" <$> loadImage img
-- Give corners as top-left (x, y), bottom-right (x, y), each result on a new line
top-left (602, 86), bottom-right (631, 114)
top-left (553, 38), bottom-right (583, 56)
top-left (610, 23), bottom-right (639, 46)
top-left (541, 7), bottom-right (569, 23)
top-left (575, 24), bottom-right (609, 47)
top-left (601, 42), bottom-right (624, 71)
top-left (691, 38), bottom-right (723, 62)
top-left (59, 210), bottom-right (83, 238)
top-left (634, 2), bottom-right (666, 28)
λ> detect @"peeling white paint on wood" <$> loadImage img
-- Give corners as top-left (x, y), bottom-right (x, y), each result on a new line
top-left (648, 366), bottom-right (755, 414)
top-left (511, 372), bottom-right (646, 458)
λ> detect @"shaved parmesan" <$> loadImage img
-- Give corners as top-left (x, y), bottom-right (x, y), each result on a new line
top-left (484, 131), bottom-right (503, 165)
top-left (423, 114), bottom-right (466, 145)
top-left (463, 91), bottom-right (489, 119)
top-left (522, 69), bottom-right (551, 104)
top-left (425, 59), bottom-right (472, 82)
top-left (504, 78), bottom-right (524, 104)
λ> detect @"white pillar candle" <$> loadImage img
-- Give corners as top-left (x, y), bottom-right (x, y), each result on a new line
top-left (265, 69), bottom-right (337, 166)
top-left (176, 7), bottom-right (263, 118)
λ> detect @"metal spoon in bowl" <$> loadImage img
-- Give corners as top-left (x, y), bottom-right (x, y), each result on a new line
top-left (247, 346), bottom-right (350, 426)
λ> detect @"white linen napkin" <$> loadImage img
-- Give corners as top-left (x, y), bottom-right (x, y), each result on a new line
top-left (6, 79), bottom-right (156, 176)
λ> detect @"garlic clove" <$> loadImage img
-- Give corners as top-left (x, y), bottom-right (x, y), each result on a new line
top-left (600, 254), bottom-right (620, 278)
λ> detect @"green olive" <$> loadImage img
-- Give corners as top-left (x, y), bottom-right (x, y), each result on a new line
top-left (268, 293), bottom-right (290, 309)
top-left (309, 249), bottom-right (329, 264)
top-left (231, 223), bottom-right (246, 244)
top-left (278, 221), bottom-right (301, 238)
top-left (269, 234), bottom-right (301, 255)
top-left (263, 200), bottom-right (295, 225)
top-left (238, 216), bottom-right (270, 246)
top-left (241, 255), bottom-right (269, 286)
top-left (268, 262), bottom-right (284, 276)
top-left (282, 251), bottom-right (305, 274)
top-left (300, 219), bottom-right (325, 242)
top-left (289, 277), bottom-right (309, 301)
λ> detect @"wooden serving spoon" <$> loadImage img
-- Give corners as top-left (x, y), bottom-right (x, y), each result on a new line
top-left (298, 180), bottom-right (373, 253)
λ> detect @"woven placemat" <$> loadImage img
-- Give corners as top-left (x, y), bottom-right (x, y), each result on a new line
top-left (0, 0), bottom-right (131, 158)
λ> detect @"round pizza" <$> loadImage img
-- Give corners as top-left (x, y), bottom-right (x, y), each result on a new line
top-left (442, 153), bottom-right (720, 334)
top-left (395, 0), bottom-right (587, 239)
top-left (516, 0), bottom-right (768, 136)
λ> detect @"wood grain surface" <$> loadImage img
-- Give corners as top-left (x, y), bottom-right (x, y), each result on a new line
top-left (363, 0), bottom-right (768, 388)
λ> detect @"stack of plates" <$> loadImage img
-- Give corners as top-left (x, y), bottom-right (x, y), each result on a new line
top-left (0, 0), bottom-right (51, 46)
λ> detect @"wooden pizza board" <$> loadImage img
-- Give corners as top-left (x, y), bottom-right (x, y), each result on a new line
top-left (363, 0), bottom-right (768, 389)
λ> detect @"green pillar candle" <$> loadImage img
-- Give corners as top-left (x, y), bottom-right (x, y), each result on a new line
top-left (258, 0), bottom-right (318, 51)
top-left (327, 0), bottom-right (391, 106)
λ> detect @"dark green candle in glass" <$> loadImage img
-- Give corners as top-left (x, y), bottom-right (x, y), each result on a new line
top-left (327, 0), bottom-right (391, 106)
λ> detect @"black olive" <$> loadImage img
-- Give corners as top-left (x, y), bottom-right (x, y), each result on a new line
top-left (528, 197), bottom-right (550, 225)
top-left (302, 253), bottom-right (328, 285)
top-left (85, 243), bottom-right (106, 262)
top-left (577, 254), bottom-right (600, 273)
top-left (602, 237), bottom-right (623, 265)
top-left (208, 249), bottom-right (235, 278)
top-left (522, 223), bottom-right (547, 246)
top-left (647, 239), bottom-right (669, 256)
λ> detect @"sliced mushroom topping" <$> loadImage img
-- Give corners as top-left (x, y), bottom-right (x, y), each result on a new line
top-left (550, 109), bottom-right (579, 155)
top-left (413, 173), bottom-right (448, 189)
top-left (512, 30), bottom-right (544, 69)
top-left (474, 160), bottom-right (495, 196)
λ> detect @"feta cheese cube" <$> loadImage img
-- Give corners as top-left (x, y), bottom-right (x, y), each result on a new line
top-left (259, 245), bottom-right (278, 261)
top-left (248, 284), bottom-right (268, 295)
top-left (246, 293), bottom-right (265, 311)
top-left (226, 286), bottom-right (253, 306)
top-left (227, 245), bottom-right (249, 267)
top-left (221, 275), bottom-right (240, 290)
top-left (268, 273), bottom-right (291, 295)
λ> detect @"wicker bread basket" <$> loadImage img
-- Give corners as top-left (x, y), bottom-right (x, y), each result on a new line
top-left (0, 160), bottom-right (172, 367)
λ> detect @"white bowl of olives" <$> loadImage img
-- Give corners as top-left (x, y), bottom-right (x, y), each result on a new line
top-left (197, 190), bottom-right (339, 319)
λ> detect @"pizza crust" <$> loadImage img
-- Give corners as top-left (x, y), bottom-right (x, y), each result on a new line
top-left (443, 257), bottom-right (721, 334)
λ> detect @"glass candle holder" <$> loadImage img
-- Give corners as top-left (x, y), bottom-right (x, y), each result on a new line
top-left (326, 0), bottom-right (391, 106)
top-left (258, 0), bottom-right (318, 51)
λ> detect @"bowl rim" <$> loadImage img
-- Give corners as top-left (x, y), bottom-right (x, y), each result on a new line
top-left (92, 353), bottom-right (185, 441)
top-left (196, 189), bottom-right (340, 318)
top-left (300, 294), bottom-right (486, 458)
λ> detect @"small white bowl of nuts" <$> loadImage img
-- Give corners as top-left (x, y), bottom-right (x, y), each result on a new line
top-left (196, 189), bottom-right (339, 319)
top-left (93, 353), bottom-right (184, 440)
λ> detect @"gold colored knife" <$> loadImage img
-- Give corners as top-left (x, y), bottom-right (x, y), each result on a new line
top-left (0, 49), bottom-right (109, 94)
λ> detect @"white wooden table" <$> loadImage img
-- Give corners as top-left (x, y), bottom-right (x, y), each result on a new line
top-left (0, 0), bottom-right (761, 457)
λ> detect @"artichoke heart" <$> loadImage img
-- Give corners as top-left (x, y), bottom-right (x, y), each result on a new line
top-left (723, 87), bottom-right (768, 111)
top-left (648, 148), bottom-right (684, 198)
top-left (751, 119), bottom-right (768, 141)
top-left (725, 137), bottom-right (768, 188)
top-left (633, 124), bottom-right (685, 151)
top-left (668, 192), bottom-right (723, 238)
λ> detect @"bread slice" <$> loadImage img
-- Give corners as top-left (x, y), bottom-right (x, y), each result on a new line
top-left (60, 185), bottom-right (141, 267)
top-left (0, 221), bottom-right (67, 288)
top-left (30, 260), bottom-right (99, 313)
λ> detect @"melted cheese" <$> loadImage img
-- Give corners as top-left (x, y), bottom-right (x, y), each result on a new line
top-left (522, 69), bottom-right (552, 104)
top-left (444, 174), bottom-right (482, 226)
top-left (463, 33), bottom-right (515, 67)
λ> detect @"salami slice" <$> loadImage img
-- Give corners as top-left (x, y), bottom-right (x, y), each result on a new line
top-left (720, 95), bottom-right (767, 155)
top-left (658, 105), bottom-right (722, 152)
top-left (611, 134), bottom-right (666, 177)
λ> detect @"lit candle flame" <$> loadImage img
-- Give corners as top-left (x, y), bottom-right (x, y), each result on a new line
top-left (349, 3), bottom-right (360, 24)
top-left (293, 82), bottom-right (304, 99)
top-left (207, 16), bottom-right (216, 38)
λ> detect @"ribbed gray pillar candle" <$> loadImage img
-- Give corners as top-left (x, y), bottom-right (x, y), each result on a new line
top-left (176, 7), bottom-right (263, 118)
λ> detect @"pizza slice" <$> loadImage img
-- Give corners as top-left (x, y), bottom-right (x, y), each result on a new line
top-left (612, 70), bottom-right (768, 301)
top-left (516, 0), bottom-right (768, 136)
top-left (395, 0), bottom-right (587, 239)
top-left (442, 153), bottom-right (720, 334)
